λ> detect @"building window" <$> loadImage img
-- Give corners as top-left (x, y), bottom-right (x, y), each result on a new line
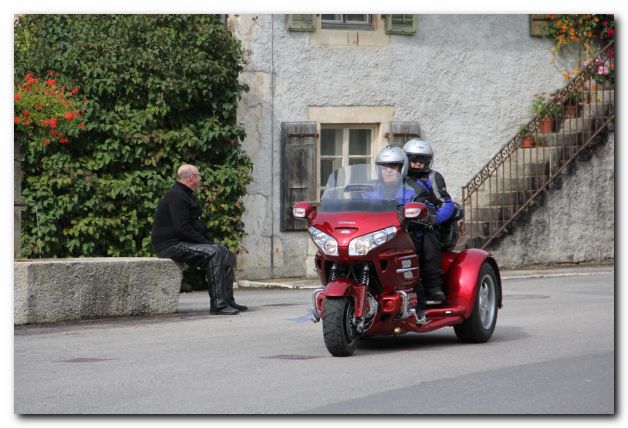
top-left (385, 14), bottom-right (416, 35)
top-left (321, 14), bottom-right (373, 30)
top-left (319, 126), bottom-right (374, 197)
top-left (286, 14), bottom-right (316, 32)
top-left (529, 14), bottom-right (550, 37)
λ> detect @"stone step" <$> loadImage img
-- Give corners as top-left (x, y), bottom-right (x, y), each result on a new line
top-left (490, 160), bottom-right (549, 177)
top-left (472, 205), bottom-right (518, 222)
top-left (464, 221), bottom-right (507, 241)
top-left (460, 88), bottom-right (613, 247)
top-left (465, 189), bottom-right (534, 207)
top-left (532, 132), bottom-right (587, 147)
top-left (558, 116), bottom-right (611, 133)
top-left (478, 174), bottom-right (549, 192)
top-left (587, 89), bottom-right (614, 104)
top-left (581, 102), bottom-right (613, 119)
top-left (485, 147), bottom-right (577, 177)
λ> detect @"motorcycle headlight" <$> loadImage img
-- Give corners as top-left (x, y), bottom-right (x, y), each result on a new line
top-left (348, 226), bottom-right (397, 256)
top-left (308, 226), bottom-right (339, 256)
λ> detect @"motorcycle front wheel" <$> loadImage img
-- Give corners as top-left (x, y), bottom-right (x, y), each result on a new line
top-left (454, 262), bottom-right (499, 343)
top-left (322, 297), bottom-right (358, 357)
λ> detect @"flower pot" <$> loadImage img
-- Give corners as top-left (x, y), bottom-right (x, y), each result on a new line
top-left (564, 103), bottom-right (578, 118)
top-left (522, 137), bottom-right (534, 148)
top-left (539, 117), bottom-right (553, 133)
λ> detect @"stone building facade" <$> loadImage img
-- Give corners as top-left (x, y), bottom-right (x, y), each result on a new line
top-left (229, 14), bottom-right (614, 279)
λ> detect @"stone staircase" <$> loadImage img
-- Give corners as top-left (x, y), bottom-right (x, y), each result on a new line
top-left (463, 81), bottom-right (614, 249)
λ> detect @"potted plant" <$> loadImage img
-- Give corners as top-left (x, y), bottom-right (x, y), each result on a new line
top-left (533, 94), bottom-right (560, 133)
top-left (563, 89), bottom-right (583, 117)
top-left (518, 124), bottom-right (534, 148)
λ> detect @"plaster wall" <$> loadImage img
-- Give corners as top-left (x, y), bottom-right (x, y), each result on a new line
top-left (232, 14), bottom-right (610, 279)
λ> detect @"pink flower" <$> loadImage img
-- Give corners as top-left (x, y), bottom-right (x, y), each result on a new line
top-left (597, 66), bottom-right (609, 75)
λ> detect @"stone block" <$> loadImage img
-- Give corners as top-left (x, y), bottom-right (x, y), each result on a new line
top-left (14, 258), bottom-right (182, 325)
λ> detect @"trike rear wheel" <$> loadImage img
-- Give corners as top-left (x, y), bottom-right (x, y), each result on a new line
top-left (454, 262), bottom-right (498, 343)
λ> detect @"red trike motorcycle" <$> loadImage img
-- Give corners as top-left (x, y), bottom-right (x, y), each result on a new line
top-left (293, 164), bottom-right (502, 357)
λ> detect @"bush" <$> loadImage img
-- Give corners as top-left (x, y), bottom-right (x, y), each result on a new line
top-left (14, 70), bottom-right (88, 146)
top-left (14, 15), bottom-right (252, 259)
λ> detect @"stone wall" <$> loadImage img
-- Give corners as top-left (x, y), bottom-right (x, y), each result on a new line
top-left (232, 14), bottom-right (607, 279)
top-left (489, 133), bottom-right (614, 268)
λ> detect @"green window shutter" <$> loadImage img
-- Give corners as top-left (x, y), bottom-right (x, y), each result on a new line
top-left (530, 14), bottom-right (550, 37)
top-left (385, 14), bottom-right (416, 35)
top-left (286, 14), bottom-right (316, 32)
top-left (388, 121), bottom-right (421, 147)
top-left (280, 122), bottom-right (318, 232)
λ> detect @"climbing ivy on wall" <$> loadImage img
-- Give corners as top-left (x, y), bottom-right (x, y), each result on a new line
top-left (14, 14), bottom-right (252, 258)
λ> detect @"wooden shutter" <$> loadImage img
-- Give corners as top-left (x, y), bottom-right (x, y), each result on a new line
top-left (385, 14), bottom-right (416, 35)
top-left (281, 122), bottom-right (318, 231)
top-left (388, 121), bottom-right (421, 147)
top-left (530, 15), bottom-right (550, 37)
top-left (286, 14), bottom-right (316, 32)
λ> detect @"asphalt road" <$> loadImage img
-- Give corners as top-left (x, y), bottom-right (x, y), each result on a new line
top-left (14, 272), bottom-right (614, 414)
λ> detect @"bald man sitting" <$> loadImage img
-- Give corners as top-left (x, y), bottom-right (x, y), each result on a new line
top-left (151, 164), bottom-right (246, 315)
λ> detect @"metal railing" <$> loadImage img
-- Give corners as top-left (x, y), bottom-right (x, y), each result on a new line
top-left (462, 41), bottom-right (615, 250)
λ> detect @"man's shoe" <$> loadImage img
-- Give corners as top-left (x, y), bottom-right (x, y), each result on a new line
top-left (228, 301), bottom-right (248, 311)
top-left (210, 305), bottom-right (240, 315)
top-left (425, 287), bottom-right (446, 302)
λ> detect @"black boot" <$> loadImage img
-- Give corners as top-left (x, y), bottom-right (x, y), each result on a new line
top-left (227, 300), bottom-right (248, 311)
top-left (425, 286), bottom-right (446, 303)
top-left (208, 269), bottom-right (239, 315)
top-left (227, 287), bottom-right (248, 311)
top-left (210, 305), bottom-right (240, 315)
top-left (224, 251), bottom-right (247, 311)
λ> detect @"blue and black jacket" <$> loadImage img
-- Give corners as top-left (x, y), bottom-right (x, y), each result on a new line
top-left (407, 170), bottom-right (454, 226)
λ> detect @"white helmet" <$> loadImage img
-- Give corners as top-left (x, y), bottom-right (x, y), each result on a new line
top-left (403, 138), bottom-right (433, 174)
top-left (375, 145), bottom-right (408, 179)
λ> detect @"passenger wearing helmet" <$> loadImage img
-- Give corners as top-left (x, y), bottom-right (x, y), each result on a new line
top-left (369, 145), bottom-right (416, 204)
top-left (403, 138), bottom-right (454, 303)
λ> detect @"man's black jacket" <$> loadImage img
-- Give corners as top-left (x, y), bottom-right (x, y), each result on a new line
top-left (151, 181), bottom-right (211, 253)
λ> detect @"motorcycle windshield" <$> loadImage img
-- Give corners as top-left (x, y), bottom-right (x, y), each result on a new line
top-left (320, 164), bottom-right (410, 213)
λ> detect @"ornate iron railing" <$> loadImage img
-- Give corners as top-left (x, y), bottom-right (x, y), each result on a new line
top-left (462, 40), bottom-right (615, 250)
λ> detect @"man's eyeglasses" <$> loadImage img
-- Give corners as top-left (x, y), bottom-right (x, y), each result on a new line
top-left (191, 173), bottom-right (202, 178)
top-left (380, 164), bottom-right (401, 173)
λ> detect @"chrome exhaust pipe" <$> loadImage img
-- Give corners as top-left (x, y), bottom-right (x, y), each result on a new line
top-left (395, 290), bottom-right (411, 319)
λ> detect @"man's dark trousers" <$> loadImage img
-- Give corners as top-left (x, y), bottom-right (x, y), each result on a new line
top-left (411, 230), bottom-right (444, 295)
top-left (157, 242), bottom-right (236, 310)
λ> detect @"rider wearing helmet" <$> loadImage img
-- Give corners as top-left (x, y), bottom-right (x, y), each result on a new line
top-left (372, 145), bottom-right (415, 204)
top-left (403, 138), bottom-right (454, 302)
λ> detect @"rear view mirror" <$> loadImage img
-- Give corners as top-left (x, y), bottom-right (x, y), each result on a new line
top-left (403, 202), bottom-right (428, 220)
top-left (293, 202), bottom-right (316, 220)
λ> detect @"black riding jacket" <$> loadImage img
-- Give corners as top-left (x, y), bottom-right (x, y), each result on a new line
top-left (406, 170), bottom-right (454, 225)
top-left (151, 181), bottom-right (211, 253)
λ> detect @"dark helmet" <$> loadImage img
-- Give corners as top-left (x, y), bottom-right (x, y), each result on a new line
top-left (375, 145), bottom-right (409, 179)
top-left (403, 138), bottom-right (434, 174)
